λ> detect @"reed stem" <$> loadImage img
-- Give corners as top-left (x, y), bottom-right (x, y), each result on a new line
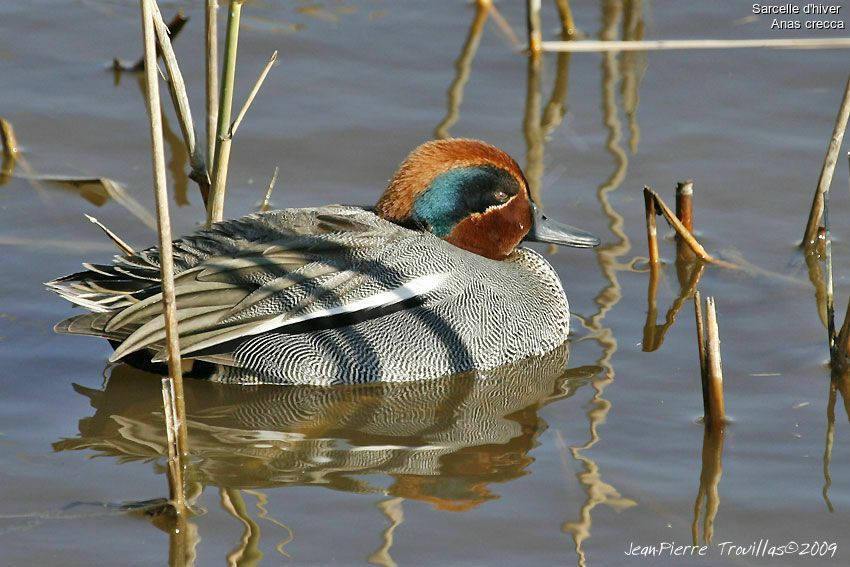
top-left (540, 37), bottom-right (850, 52)
top-left (150, 3), bottom-right (208, 192)
top-left (206, 0), bottom-right (219, 173)
top-left (84, 214), bottom-right (135, 255)
top-left (0, 117), bottom-right (19, 160)
top-left (140, 0), bottom-right (188, 512)
top-left (0, 117), bottom-right (18, 185)
top-left (643, 186), bottom-right (660, 265)
top-left (803, 73), bottom-right (850, 246)
top-left (676, 180), bottom-right (695, 261)
top-left (644, 187), bottom-right (738, 270)
top-left (207, 0), bottom-right (245, 226)
top-left (207, 48), bottom-right (276, 227)
top-left (260, 166), bottom-right (279, 212)
top-left (824, 178), bottom-right (836, 354)
top-left (229, 51), bottom-right (277, 137)
top-left (526, 0), bottom-right (542, 57)
top-left (704, 296), bottom-right (726, 425)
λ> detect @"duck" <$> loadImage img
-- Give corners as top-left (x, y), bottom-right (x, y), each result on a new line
top-left (48, 139), bottom-right (600, 385)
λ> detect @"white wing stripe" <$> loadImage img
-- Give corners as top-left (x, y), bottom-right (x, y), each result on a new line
top-left (178, 272), bottom-right (449, 356)
top-left (243, 272), bottom-right (448, 337)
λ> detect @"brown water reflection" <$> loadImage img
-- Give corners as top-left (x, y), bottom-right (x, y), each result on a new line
top-left (54, 345), bottom-right (600, 564)
top-left (55, 344), bottom-right (594, 502)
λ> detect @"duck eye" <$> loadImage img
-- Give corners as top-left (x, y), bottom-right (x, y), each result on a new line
top-left (494, 191), bottom-right (509, 203)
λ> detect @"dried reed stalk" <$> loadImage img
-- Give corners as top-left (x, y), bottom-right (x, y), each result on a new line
top-left (207, 0), bottom-right (245, 226)
top-left (150, 3), bottom-right (210, 196)
top-left (676, 181), bottom-right (695, 261)
top-left (140, 0), bottom-right (188, 512)
top-left (802, 74), bottom-right (850, 246)
top-left (704, 296), bottom-right (726, 425)
top-left (643, 187), bottom-right (660, 265)
top-left (0, 117), bottom-right (18, 185)
top-left (260, 166), bottom-right (279, 212)
top-left (229, 51), bottom-right (277, 136)
top-left (84, 214), bottom-right (135, 255)
top-left (823, 180), bottom-right (836, 353)
top-left (0, 116), bottom-right (19, 161)
top-left (526, 0), bottom-right (542, 57)
top-left (206, 0), bottom-right (219, 172)
top-left (834, 154), bottom-right (850, 370)
top-left (540, 37), bottom-right (850, 52)
top-left (676, 181), bottom-right (694, 231)
top-left (644, 187), bottom-right (738, 269)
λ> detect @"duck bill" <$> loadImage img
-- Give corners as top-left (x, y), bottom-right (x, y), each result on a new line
top-left (524, 202), bottom-right (601, 248)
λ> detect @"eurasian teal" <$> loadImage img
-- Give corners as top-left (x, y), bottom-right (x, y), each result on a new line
top-left (49, 139), bottom-right (599, 385)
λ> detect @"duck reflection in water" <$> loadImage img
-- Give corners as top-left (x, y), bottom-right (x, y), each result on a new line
top-left (55, 344), bottom-right (599, 510)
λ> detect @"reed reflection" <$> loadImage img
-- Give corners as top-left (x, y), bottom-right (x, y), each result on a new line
top-left (434, 1), bottom-right (489, 140)
top-left (824, 369), bottom-right (850, 512)
top-left (691, 424), bottom-right (724, 545)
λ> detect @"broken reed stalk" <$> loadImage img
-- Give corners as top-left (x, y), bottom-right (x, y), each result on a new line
top-left (84, 214), bottom-right (135, 255)
top-left (229, 51), bottom-right (277, 135)
top-left (0, 116), bottom-right (19, 161)
top-left (261, 166), bottom-right (279, 212)
top-left (150, 3), bottom-right (210, 196)
top-left (802, 73), bottom-right (850, 246)
top-left (698, 294), bottom-right (726, 426)
top-left (540, 37), bottom-right (850, 53)
top-left (206, 0), bottom-right (219, 173)
top-left (676, 181), bottom-right (694, 232)
top-left (643, 186), bottom-right (660, 265)
top-left (0, 117), bottom-right (18, 185)
top-left (676, 181), bottom-right (695, 261)
top-left (208, 49), bottom-right (277, 227)
top-left (526, 0), bottom-right (542, 57)
top-left (643, 187), bottom-right (738, 270)
top-left (207, 0), bottom-right (246, 227)
top-left (839, 155), bottom-right (850, 371)
top-left (140, 0), bottom-right (188, 512)
top-left (824, 180), bottom-right (836, 353)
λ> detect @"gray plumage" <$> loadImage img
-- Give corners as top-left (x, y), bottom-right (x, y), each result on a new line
top-left (48, 206), bottom-right (570, 385)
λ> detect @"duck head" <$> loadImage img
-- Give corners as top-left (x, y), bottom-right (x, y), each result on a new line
top-left (374, 139), bottom-right (600, 260)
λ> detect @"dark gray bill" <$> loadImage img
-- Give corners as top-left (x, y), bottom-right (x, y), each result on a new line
top-left (524, 202), bottom-right (601, 248)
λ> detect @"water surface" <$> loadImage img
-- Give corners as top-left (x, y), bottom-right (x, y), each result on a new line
top-left (2, 2), bottom-right (850, 565)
